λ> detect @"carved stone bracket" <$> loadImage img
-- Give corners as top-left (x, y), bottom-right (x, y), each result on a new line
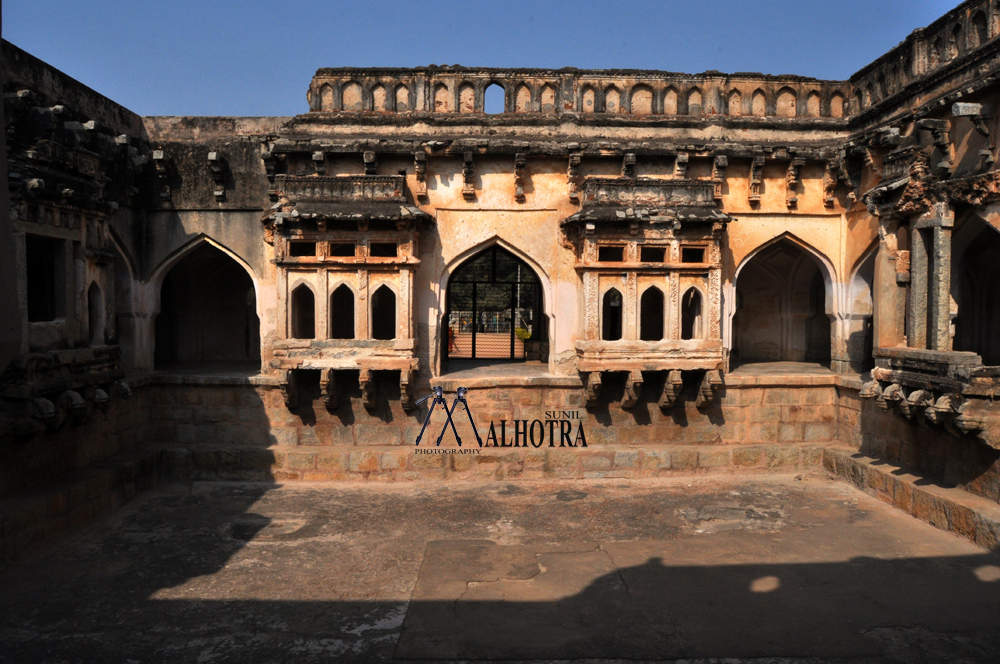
top-left (621, 370), bottom-right (643, 409)
top-left (622, 152), bottom-right (636, 179)
top-left (916, 118), bottom-right (953, 178)
top-left (568, 154), bottom-right (581, 203)
top-left (898, 388), bottom-right (933, 421)
top-left (280, 369), bottom-right (300, 409)
top-left (695, 370), bottom-right (722, 407)
top-left (583, 371), bottom-right (602, 407)
top-left (786, 158), bottom-right (805, 209)
top-left (514, 152), bottom-right (526, 202)
top-left (400, 369), bottom-right (415, 412)
top-left (359, 367), bottom-right (377, 410)
top-left (57, 390), bottom-right (88, 426)
top-left (414, 152), bottom-right (428, 200)
top-left (28, 397), bottom-right (59, 431)
top-left (749, 156), bottom-right (764, 204)
top-left (712, 156), bottom-right (728, 202)
top-left (207, 151), bottom-right (227, 201)
top-left (658, 369), bottom-right (684, 410)
top-left (823, 159), bottom-right (839, 208)
top-left (312, 151), bottom-right (326, 175)
top-left (876, 383), bottom-right (905, 411)
top-left (364, 150), bottom-right (377, 176)
top-left (463, 152), bottom-right (476, 200)
top-left (674, 152), bottom-right (689, 179)
top-left (320, 368), bottom-right (338, 410)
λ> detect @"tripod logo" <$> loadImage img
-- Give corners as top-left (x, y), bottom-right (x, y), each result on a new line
top-left (414, 386), bottom-right (483, 447)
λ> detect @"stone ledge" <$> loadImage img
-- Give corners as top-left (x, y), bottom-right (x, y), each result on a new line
top-left (148, 373), bottom-right (280, 387)
top-left (822, 445), bottom-right (1000, 550)
top-left (163, 443), bottom-right (825, 483)
top-left (435, 375), bottom-right (583, 391)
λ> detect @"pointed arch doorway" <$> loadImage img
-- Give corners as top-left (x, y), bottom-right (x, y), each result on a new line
top-left (445, 245), bottom-right (545, 361)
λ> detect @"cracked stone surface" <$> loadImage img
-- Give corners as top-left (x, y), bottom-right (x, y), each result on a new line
top-left (1, 474), bottom-right (999, 663)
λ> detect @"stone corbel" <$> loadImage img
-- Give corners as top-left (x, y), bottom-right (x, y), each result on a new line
top-left (859, 380), bottom-right (882, 399)
top-left (658, 369), bottom-right (684, 410)
top-left (400, 369), bottom-right (415, 412)
top-left (83, 386), bottom-right (110, 413)
top-left (786, 158), bottom-right (804, 209)
top-left (925, 393), bottom-right (959, 425)
top-left (320, 369), bottom-right (338, 410)
top-left (414, 152), bottom-right (428, 200)
top-left (695, 370), bottom-right (722, 407)
top-left (312, 151), bottom-right (326, 175)
top-left (876, 383), bottom-right (905, 411)
top-left (916, 118), bottom-right (953, 177)
top-left (953, 400), bottom-right (1000, 449)
top-left (58, 390), bottom-right (88, 425)
top-left (207, 151), bottom-right (227, 200)
top-left (110, 380), bottom-right (132, 399)
top-left (152, 150), bottom-right (171, 200)
top-left (28, 397), bottom-right (59, 431)
top-left (583, 371), bottom-right (602, 408)
top-left (280, 370), bottom-right (300, 409)
top-left (898, 389), bottom-right (933, 421)
top-left (712, 156), bottom-right (728, 202)
top-left (463, 152), bottom-right (476, 200)
top-left (749, 156), bottom-right (764, 205)
top-left (621, 370), bottom-right (643, 409)
top-left (568, 154), bottom-right (581, 203)
top-left (359, 367), bottom-right (377, 410)
top-left (623, 152), bottom-right (636, 179)
top-left (674, 152), bottom-right (689, 179)
top-left (514, 152), bottom-right (526, 202)
top-left (823, 160), bottom-right (839, 208)
top-left (364, 150), bottom-right (377, 176)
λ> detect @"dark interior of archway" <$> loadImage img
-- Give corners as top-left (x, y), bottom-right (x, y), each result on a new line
top-left (955, 226), bottom-right (1000, 365)
top-left (446, 245), bottom-right (545, 362)
top-left (371, 286), bottom-right (396, 341)
top-left (639, 287), bottom-right (664, 341)
top-left (154, 244), bottom-right (260, 369)
top-left (602, 289), bottom-right (623, 341)
top-left (733, 240), bottom-right (831, 368)
top-left (329, 285), bottom-right (355, 339)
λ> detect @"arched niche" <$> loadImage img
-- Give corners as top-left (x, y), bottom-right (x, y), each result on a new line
top-left (953, 217), bottom-right (1000, 365)
top-left (681, 288), bottom-right (703, 340)
top-left (732, 238), bottom-right (832, 368)
top-left (847, 248), bottom-right (876, 373)
top-left (88, 281), bottom-right (105, 347)
top-left (154, 243), bottom-right (260, 368)
top-left (290, 284), bottom-right (315, 340)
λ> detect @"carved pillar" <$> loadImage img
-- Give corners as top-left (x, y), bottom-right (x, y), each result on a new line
top-left (584, 272), bottom-right (599, 341)
top-left (928, 207), bottom-right (954, 351)
top-left (907, 223), bottom-right (928, 349)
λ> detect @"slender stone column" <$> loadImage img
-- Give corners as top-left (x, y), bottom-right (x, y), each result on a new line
top-left (927, 204), bottom-right (954, 351)
top-left (907, 224), bottom-right (928, 349)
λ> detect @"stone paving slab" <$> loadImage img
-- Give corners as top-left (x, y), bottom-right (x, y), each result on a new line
top-left (0, 475), bottom-right (998, 663)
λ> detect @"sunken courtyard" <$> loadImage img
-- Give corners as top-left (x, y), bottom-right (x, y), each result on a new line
top-left (3, 1), bottom-right (1000, 662)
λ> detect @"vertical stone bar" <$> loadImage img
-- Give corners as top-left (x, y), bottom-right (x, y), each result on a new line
top-left (928, 203), bottom-right (954, 351)
top-left (907, 223), bottom-right (928, 349)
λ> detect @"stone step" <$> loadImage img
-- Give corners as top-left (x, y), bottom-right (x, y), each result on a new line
top-left (822, 445), bottom-right (1000, 550)
top-left (0, 446), bottom-right (164, 570)
top-left (162, 443), bottom-right (825, 482)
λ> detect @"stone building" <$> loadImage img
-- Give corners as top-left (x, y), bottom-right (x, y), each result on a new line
top-left (3, 0), bottom-right (1000, 562)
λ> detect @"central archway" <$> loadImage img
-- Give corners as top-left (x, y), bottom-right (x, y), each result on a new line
top-left (445, 245), bottom-right (545, 361)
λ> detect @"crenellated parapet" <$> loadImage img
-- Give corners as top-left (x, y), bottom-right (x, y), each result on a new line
top-left (307, 67), bottom-right (850, 120)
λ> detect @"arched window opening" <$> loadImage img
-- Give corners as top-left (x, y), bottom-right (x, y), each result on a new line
top-left (329, 285), bottom-right (355, 339)
top-left (88, 281), bottom-right (105, 346)
top-left (291, 284), bottom-right (315, 340)
top-left (954, 224), bottom-right (1000, 365)
top-left (950, 24), bottom-right (964, 59)
top-left (485, 83), bottom-right (506, 114)
top-left (733, 239), bottom-right (830, 369)
top-left (681, 288), bottom-right (703, 340)
top-left (639, 287), bottom-right (664, 341)
top-left (446, 245), bottom-right (544, 361)
top-left (930, 38), bottom-right (943, 66)
top-left (371, 285), bottom-right (396, 340)
top-left (602, 288), bottom-right (623, 341)
top-left (154, 243), bottom-right (260, 369)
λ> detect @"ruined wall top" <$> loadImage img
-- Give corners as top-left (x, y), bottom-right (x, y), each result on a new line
top-left (850, 0), bottom-right (1000, 119)
top-left (307, 67), bottom-right (850, 120)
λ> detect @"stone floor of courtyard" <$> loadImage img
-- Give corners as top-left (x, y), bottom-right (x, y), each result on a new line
top-left (1, 474), bottom-right (999, 663)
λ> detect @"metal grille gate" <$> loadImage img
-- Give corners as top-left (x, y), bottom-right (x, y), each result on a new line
top-left (446, 246), bottom-right (542, 360)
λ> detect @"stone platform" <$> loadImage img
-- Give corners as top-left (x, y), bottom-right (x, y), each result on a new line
top-left (1, 475), bottom-right (999, 663)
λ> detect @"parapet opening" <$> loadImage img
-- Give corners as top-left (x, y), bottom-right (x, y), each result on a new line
top-left (484, 84), bottom-right (505, 114)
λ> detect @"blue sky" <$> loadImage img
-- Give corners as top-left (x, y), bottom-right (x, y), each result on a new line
top-left (4, 0), bottom-right (959, 117)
